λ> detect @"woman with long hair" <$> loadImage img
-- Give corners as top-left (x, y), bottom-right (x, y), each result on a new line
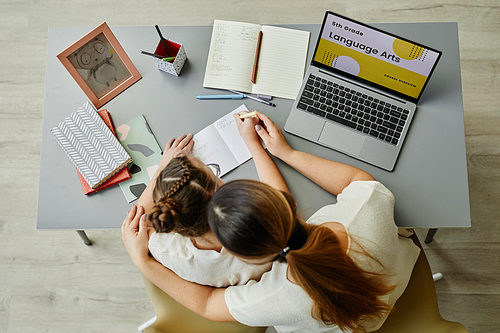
top-left (136, 132), bottom-right (286, 287)
top-left (123, 111), bottom-right (420, 332)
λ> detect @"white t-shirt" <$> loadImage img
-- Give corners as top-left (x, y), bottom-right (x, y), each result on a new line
top-left (225, 181), bottom-right (421, 333)
top-left (149, 232), bottom-right (272, 287)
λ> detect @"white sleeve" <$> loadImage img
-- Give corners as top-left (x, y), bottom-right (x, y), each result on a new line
top-left (149, 232), bottom-right (272, 287)
top-left (148, 232), bottom-right (177, 267)
top-left (307, 181), bottom-right (395, 228)
top-left (224, 262), bottom-right (313, 328)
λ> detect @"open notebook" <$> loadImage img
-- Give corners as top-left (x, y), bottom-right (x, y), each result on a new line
top-left (192, 104), bottom-right (254, 176)
top-left (203, 20), bottom-right (310, 99)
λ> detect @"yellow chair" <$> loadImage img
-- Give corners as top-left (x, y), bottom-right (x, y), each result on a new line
top-left (139, 233), bottom-right (466, 333)
top-left (140, 275), bottom-right (268, 333)
top-left (374, 234), bottom-right (467, 333)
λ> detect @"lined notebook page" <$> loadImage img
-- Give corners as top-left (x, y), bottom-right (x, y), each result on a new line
top-left (203, 20), bottom-right (261, 93)
top-left (253, 26), bottom-right (310, 99)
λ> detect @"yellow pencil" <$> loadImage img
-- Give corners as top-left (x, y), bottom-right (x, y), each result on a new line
top-left (239, 111), bottom-right (258, 119)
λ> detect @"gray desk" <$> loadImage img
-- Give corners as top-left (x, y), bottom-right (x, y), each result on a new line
top-left (37, 23), bottom-right (471, 244)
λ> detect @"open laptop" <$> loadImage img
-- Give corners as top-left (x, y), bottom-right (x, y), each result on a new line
top-left (284, 11), bottom-right (442, 171)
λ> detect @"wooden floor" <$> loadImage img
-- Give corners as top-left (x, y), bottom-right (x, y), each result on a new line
top-left (1, 0), bottom-right (498, 332)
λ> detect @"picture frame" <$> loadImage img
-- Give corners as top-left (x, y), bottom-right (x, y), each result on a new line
top-left (57, 22), bottom-right (141, 108)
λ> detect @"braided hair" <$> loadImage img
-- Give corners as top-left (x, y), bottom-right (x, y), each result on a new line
top-left (149, 156), bottom-right (215, 238)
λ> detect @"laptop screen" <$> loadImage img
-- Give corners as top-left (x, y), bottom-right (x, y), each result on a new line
top-left (312, 12), bottom-right (442, 102)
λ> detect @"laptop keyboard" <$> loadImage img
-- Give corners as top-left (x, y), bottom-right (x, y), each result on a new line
top-left (297, 74), bottom-right (409, 146)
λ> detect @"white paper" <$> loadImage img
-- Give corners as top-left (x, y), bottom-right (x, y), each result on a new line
top-left (192, 105), bottom-right (252, 176)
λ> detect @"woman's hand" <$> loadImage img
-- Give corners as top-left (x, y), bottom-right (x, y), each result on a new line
top-left (233, 111), bottom-right (262, 148)
top-left (255, 112), bottom-right (294, 160)
top-left (159, 134), bottom-right (194, 169)
top-left (121, 205), bottom-right (152, 269)
top-left (122, 206), bottom-right (235, 322)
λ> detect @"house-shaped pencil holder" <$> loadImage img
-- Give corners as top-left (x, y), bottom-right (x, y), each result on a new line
top-left (153, 38), bottom-right (187, 77)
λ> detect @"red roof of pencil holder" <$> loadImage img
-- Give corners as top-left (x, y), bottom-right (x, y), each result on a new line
top-left (153, 38), bottom-right (187, 76)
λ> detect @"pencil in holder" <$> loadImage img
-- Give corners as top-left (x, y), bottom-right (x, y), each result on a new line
top-left (153, 38), bottom-right (187, 76)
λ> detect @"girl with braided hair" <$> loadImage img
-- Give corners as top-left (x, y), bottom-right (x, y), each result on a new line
top-left (123, 112), bottom-right (420, 333)
top-left (134, 129), bottom-right (286, 287)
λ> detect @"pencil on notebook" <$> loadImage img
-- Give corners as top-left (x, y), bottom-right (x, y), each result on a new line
top-left (239, 111), bottom-right (258, 119)
top-left (251, 31), bottom-right (263, 84)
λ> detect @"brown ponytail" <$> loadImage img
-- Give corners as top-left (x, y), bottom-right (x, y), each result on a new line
top-left (149, 156), bottom-right (215, 238)
top-left (288, 225), bottom-right (394, 332)
top-left (208, 179), bottom-right (394, 332)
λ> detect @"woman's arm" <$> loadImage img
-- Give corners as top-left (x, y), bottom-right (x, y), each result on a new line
top-left (122, 205), bottom-right (236, 322)
top-left (136, 134), bottom-right (195, 213)
top-left (233, 112), bottom-right (289, 193)
top-left (254, 113), bottom-right (374, 196)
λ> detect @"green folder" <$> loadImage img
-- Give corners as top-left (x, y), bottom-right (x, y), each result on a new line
top-left (116, 115), bottom-right (162, 203)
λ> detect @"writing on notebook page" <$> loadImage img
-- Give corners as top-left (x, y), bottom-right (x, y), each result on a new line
top-left (209, 23), bottom-right (260, 80)
top-left (192, 137), bottom-right (219, 164)
top-left (238, 26), bottom-right (260, 42)
top-left (203, 20), bottom-right (310, 99)
top-left (214, 116), bottom-right (236, 130)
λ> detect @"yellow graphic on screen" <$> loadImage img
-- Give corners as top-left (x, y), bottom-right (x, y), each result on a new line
top-left (315, 39), bottom-right (427, 98)
top-left (393, 39), bottom-right (423, 60)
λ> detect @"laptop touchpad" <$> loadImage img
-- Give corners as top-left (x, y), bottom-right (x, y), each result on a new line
top-left (319, 122), bottom-right (365, 157)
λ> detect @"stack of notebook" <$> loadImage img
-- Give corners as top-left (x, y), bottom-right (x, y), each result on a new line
top-left (76, 109), bottom-right (131, 194)
top-left (51, 102), bottom-right (132, 192)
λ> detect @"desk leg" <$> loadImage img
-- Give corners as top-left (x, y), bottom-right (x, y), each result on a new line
top-left (77, 230), bottom-right (92, 246)
top-left (424, 228), bottom-right (438, 243)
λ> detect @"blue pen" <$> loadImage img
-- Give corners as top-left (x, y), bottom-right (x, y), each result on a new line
top-left (196, 94), bottom-right (245, 100)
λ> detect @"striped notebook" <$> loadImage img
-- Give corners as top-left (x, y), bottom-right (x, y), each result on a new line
top-left (51, 102), bottom-right (132, 189)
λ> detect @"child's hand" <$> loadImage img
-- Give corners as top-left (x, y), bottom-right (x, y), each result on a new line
top-left (160, 134), bottom-right (194, 169)
top-left (233, 111), bottom-right (261, 145)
